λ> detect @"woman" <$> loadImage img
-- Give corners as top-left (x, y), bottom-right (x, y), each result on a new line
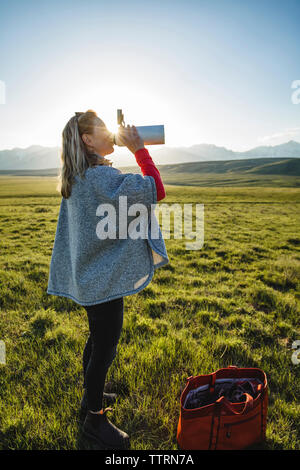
top-left (47, 110), bottom-right (169, 449)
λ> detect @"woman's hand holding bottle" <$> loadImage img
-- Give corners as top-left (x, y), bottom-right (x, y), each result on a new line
top-left (117, 124), bottom-right (145, 155)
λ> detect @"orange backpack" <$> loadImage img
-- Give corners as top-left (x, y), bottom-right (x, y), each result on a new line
top-left (177, 366), bottom-right (268, 450)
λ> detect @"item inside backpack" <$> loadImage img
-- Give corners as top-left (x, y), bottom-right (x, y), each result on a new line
top-left (183, 378), bottom-right (263, 409)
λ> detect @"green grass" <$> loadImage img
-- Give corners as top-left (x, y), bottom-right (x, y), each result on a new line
top-left (0, 179), bottom-right (299, 450)
top-left (119, 157), bottom-right (300, 187)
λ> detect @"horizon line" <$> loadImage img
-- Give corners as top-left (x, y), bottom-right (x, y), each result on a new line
top-left (0, 138), bottom-right (299, 154)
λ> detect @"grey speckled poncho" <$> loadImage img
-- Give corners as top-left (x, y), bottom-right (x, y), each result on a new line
top-left (47, 164), bottom-right (169, 306)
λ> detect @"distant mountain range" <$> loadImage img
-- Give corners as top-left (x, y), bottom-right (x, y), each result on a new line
top-left (0, 140), bottom-right (300, 170)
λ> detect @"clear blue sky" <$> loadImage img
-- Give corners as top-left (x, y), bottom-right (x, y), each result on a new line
top-left (0, 0), bottom-right (299, 154)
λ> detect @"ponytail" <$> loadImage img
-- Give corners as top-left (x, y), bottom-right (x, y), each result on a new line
top-left (56, 109), bottom-right (112, 198)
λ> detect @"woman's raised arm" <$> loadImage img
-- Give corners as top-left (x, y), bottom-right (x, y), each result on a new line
top-left (134, 148), bottom-right (166, 201)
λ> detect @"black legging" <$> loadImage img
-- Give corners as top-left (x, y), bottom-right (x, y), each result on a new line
top-left (82, 297), bottom-right (124, 412)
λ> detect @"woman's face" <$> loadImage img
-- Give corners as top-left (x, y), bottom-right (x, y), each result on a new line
top-left (82, 118), bottom-right (114, 157)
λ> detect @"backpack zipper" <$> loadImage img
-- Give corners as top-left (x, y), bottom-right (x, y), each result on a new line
top-left (224, 411), bottom-right (260, 438)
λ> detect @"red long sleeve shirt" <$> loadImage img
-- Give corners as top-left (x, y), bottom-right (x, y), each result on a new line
top-left (134, 147), bottom-right (166, 201)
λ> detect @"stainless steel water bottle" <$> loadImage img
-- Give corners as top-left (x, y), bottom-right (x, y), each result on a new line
top-left (113, 109), bottom-right (165, 146)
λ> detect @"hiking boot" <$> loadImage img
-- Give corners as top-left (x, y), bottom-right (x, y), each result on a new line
top-left (82, 407), bottom-right (130, 450)
top-left (79, 389), bottom-right (118, 422)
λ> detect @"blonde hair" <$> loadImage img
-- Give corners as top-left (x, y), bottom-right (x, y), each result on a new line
top-left (56, 109), bottom-right (112, 199)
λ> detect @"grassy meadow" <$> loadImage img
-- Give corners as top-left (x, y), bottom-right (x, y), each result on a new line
top-left (0, 175), bottom-right (299, 450)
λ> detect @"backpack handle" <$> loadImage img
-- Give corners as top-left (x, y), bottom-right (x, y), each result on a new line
top-left (216, 392), bottom-right (254, 415)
